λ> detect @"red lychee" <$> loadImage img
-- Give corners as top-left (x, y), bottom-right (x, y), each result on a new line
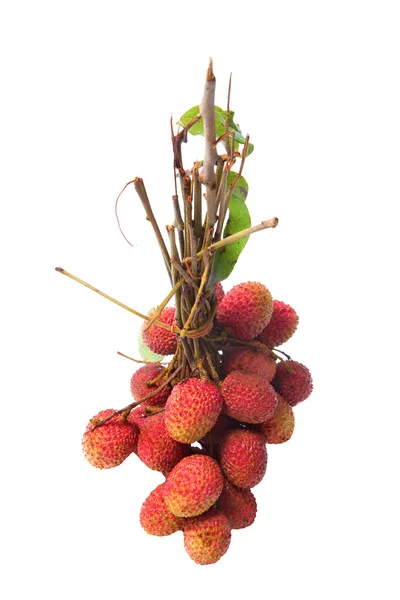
top-left (165, 377), bottom-right (223, 444)
top-left (220, 370), bottom-right (278, 424)
top-left (162, 454), bottom-right (224, 517)
top-left (140, 484), bottom-right (183, 536)
top-left (273, 360), bottom-right (313, 406)
top-left (222, 346), bottom-right (277, 382)
top-left (218, 480), bottom-right (257, 529)
top-left (259, 393), bottom-right (295, 444)
top-left (216, 282), bottom-right (273, 340)
top-left (137, 412), bottom-right (190, 474)
top-left (183, 509), bottom-right (231, 565)
top-left (258, 299), bottom-right (299, 347)
top-left (130, 363), bottom-right (171, 406)
top-left (219, 429), bottom-right (267, 488)
top-left (82, 409), bottom-right (139, 469)
top-left (142, 307), bottom-right (177, 355)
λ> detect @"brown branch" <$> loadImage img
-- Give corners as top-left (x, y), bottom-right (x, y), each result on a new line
top-left (55, 268), bottom-right (174, 331)
top-left (89, 364), bottom-right (183, 431)
top-left (142, 276), bottom-right (185, 332)
top-left (208, 217), bottom-right (279, 252)
top-left (133, 177), bottom-right (172, 283)
top-left (114, 180), bottom-right (135, 246)
top-left (199, 59), bottom-right (218, 227)
top-left (181, 253), bottom-right (211, 338)
top-left (193, 163), bottom-right (203, 239)
top-left (117, 351), bottom-right (164, 364)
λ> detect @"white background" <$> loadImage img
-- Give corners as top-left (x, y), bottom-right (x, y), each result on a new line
top-left (1, 1), bottom-right (399, 598)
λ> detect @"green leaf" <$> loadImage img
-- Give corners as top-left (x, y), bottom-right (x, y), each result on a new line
top-left (227, 171), bottom-right (249, 202)
top-left (209, 195), bottom-right (251, 284)
top-left (138, 314), bottom-right (165, 362)
top-left (177, 106), bottom-right (253, 154)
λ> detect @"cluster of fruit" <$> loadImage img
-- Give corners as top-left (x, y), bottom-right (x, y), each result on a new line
top-left (82, 281), bottom-right (313, 565)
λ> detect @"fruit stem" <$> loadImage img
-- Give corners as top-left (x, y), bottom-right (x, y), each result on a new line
top-left (180, 256), bottom-right (211, 338)
top-left (90, 363), bottom-right (183, 431)
top-left (193, 163), bottom-right (203, 239)
top-left (117, 351), bottom-right (165, 364)
top-left (142, 277), bottom-right (185, 332)
top-left (199, 59), bottom-right (219, 228)
top-left (133, 177), bottom-right (172, 284)
top-left (55, 268), bottom-right (172, 331)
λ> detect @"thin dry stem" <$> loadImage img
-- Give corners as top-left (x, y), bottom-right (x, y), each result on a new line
top-left (199, 59), bottom-right (218, 226)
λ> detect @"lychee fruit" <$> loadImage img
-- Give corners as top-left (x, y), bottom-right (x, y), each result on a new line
top-left (137, 412), bottom-right (190, 474)
top-left (259, 393), bottom-right (295, 444)
top-left (130, 363), bottom-right (171, 406)
top-left (222, 346), bottom-right (277, 382)
top-left (140, 484), bottom-right (183, 536)
top-left (183, 509), bottom-right (231, 565)
top-left (142, 307), bottom-right (177, 355)
top-left (219, 429), bottom-right (267, 488)
top-left (82, 409), bottom-right (139, 469)
top-left (273, 360), bottom-right (313, 406)
top-left (162, 454), bottom-right (224, 517)
top-left (218, 480), bottom-right (257, 529)
top-left (258, 300), bottom-right (299, 347)
top-left (165, 377), bottom-right (223, 444)
top-left (216, 282), bottom-right (273, 340)
top-left (220, 370), bottom-right (278, 424)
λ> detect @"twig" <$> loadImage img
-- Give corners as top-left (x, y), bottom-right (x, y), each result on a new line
top-left (133, 177), bottom-right (172, 283)
top-left (199, 59), bottom-right (218, 227)
top-left (224, 72), bottom-right (233, 156)
top-left (90, 364), bottom-right (183, 431)
top-left (167, 226), bottom-right (183, 329)
top-left (143, 276), bottom-right (185, 332)
top-left (114, 180), bottom-right (135, 246)
top-left (117, 351), bottom-right (164, 364)
top-left (55, 268), bottom-right (174, 331)
top-left (214, 167), bottom-right (230, 242)
top-left (193, 163), bottom-right (203, 239)
top-left (172, 194), bottom-right (185, 259)
top-left (181, 253), bottom-right (211, 338)
top-left (207, 217), bottom-right (279, 252)
top-left (171, 258), bottom-right (199, 290)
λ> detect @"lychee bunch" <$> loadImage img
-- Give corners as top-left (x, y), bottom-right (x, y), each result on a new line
top-left (80, 279), bottom-right (313, 565)
top-left (62, 63), bottom-right (315, 567)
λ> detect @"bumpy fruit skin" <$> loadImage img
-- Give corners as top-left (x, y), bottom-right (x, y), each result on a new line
top-left (130, 364), bottom-right (171, 406)
top-left (222, 347), bottom-right (277, 382)
top-left (140, 484), bottom-right (183, 536)
top-left (219, 429), bottom-right (267, 488)
top-left (258, 299), bottom-right (299, 348)
top-left (137, 412), bottom-right (190, 474)
top-left (82, 409), bottom-right (139, 469)
top-left (218, 480), bottom-right (257, 529)
top-left (183, 510), bottom-right (231, 565)
top-left (221, 371), bottom-right (278, 424)
top-left (273, 360), bottom-right (313, 407)
top-left (216, 282), bottom-right (273, 340)
top-left (165, 378), bottom-right (223, 444)
top-left (142, 307), bottom-right (177, 355)
top-left (162, 455), bottom-right (224, 517)
top-left (259, 394), bottom-right (295, 444)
